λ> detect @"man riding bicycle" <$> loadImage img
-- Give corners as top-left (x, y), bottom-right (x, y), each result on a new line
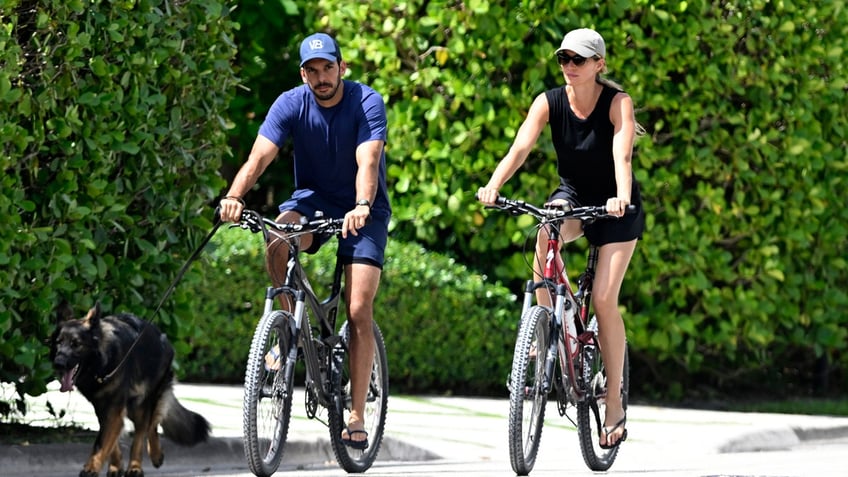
top-left (218, 32), bottom-right (391, 451)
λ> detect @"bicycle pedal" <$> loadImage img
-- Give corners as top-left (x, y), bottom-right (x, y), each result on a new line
top-left (323, 335), bottom-right (342, 347)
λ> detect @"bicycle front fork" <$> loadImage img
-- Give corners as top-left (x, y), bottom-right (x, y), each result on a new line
top-left (538, 283), bottom-right (571, 395)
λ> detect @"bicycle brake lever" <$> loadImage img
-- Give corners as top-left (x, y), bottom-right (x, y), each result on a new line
top-left (239, 213), bottom-right (263, 233)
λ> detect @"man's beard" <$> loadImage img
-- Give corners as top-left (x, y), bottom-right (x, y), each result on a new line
top-left (311, 78), bottom-right (341, 101)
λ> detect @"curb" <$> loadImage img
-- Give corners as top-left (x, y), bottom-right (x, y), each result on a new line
top-left (0, 436), bottom-right (439, 476)
top-left (793, 424), bottom-right (848, 441)
top-left (719, 428), bottom-right (800, 453)
top-left (719, 424), bottom-right (848, 453)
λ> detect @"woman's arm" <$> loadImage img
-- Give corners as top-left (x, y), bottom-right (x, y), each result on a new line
top-left (478, 93), bottom-right (550, 203)
top-left (608, 92), bottom-right (636, 215)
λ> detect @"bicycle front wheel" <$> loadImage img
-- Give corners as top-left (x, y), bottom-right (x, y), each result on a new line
top-left (576, 340), bottom-right (630, 471)
top-left (243, 310), bottom-right (296, 477)
top-left (328, 320), bottom-right (389, 473)
top-left (508, 305), bottom-right (551, 476)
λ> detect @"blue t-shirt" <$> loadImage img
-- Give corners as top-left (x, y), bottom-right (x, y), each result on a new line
top-left (258, 80), bottom-right (390, 216)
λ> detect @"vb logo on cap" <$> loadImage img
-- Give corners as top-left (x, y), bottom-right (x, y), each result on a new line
top-left (300, 33), bottom-right (342, 67)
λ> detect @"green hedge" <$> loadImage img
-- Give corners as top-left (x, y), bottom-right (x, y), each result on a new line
top-left (180, 223), bottom-right (519, 395)
top-left (303, 0), bottom-right (848, 398)
top-left (0, 0), bottom-right (238, 411)
top-left (3, 0), bottom-right (847, 418)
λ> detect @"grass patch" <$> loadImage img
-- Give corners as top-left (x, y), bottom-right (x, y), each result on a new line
top-left (726, 398), bottom-right (848, 416)
top-left (0, 422), bottom-right (96, 445)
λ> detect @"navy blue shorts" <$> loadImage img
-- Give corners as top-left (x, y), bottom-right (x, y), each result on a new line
top-left (549, 183), bottom-right (645, 246)
top-left (279, 189), bottom-right (389, 269)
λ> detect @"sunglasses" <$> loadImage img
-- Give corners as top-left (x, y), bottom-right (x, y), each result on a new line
top-left (556, 53), bottom-right (593, 66)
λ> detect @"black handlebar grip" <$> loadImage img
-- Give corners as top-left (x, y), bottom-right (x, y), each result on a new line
top-left (474, 192), bottom-right (506, 207)
top-left (606, 204), bottom-right (637, 215)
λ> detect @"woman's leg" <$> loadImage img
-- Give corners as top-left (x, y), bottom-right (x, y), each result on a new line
top-left (593, 239), bottom-right (637, 447)
top-left (533, 220), bottom-right (583, 307)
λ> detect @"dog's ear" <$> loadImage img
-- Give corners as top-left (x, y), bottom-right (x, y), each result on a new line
top-left (55, 300), bottom-right (75, 325)
top-left (49, 300), bottom-right (73, 354)
top-left (83, 302), bottom-right (102, 326)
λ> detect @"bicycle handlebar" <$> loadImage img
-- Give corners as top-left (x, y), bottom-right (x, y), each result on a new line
top-left (236, 208), bottom-right (345, 236)
top-left (484, 195), bottom-right (636, 222)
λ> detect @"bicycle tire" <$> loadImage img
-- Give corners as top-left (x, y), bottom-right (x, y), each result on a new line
top-left (243, 310), bottom-right (296, 477)
top-left (328, 320), bottom-right (389, 473)
top-left (576, 340), bottom-right (630, 471)
top-left (508, 305), bottom-right (551, 476)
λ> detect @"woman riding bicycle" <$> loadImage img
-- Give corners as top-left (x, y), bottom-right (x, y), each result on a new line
top-left (477, 27), bottom-right (645, 450)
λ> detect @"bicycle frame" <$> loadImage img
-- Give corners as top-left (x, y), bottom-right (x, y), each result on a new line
top-left (521, 219), bottom-right (598, 405)
top-left (261, 232), bottom-right (345, 410)
top-left (496, 196), bottom-right (633, 473)
top-left (238, 208), bottom-right (389, 475)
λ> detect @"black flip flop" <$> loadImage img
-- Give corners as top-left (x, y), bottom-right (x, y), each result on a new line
top-left (599, 416), bottom-right (627, 450)
top-left (342, 428), bottom-right (369, 450)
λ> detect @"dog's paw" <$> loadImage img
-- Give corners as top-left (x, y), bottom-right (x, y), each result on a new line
top-left (124, 467), bottom-right (143, 477)
top-left (80, 470), bottom-right (100, 477)
top-left (151, 451), bottom-right (164, 468)
top-left (106, 469), bottom-right (126, 477)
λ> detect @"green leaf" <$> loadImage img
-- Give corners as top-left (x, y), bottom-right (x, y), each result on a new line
top-left (89, 57), bottom-right (109, 77)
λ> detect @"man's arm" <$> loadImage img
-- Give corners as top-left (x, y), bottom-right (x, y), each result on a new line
top-left (219, 135), bottom-right (280, 222)
top-left (354, 139), bottom-right (384, 205)
top-left (341, 139), bottom-right (384, 238)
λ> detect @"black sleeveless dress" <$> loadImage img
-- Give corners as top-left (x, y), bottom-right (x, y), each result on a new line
top-left (545, 84), bottom-right (645, 245)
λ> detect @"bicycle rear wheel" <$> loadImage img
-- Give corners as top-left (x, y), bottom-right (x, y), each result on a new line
top-left (328, 320), bottom-right (389, 473)
top-left (243, 310), bottom-right (296, 477)
top-left (508, 305), bottom-right (551, 476)
top-left (576, 340), bottom-right (630, 471)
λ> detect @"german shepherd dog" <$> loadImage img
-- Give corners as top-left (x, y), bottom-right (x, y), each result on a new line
top-left (50, 303), bottom-right (210, 477)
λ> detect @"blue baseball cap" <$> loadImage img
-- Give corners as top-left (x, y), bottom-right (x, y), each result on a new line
top-left (299, 33), bottom-right (342, 67)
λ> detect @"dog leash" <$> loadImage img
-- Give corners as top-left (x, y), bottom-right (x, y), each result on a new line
top-left (96, 211), bottom-right (225, 383)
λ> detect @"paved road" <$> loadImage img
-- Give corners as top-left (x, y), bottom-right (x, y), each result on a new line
top-left (5, 383), bottom-right (848, 476)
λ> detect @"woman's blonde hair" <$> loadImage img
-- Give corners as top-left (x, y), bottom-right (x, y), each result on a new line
top-left (595, 61), bottom-right (646, 137)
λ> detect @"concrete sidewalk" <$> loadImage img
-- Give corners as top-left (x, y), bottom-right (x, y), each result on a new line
top-left (5, 382), bottom-right (848, 475)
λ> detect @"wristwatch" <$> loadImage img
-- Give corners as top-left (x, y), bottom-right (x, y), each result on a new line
top-left (356, 199), bottom-right (371, 210)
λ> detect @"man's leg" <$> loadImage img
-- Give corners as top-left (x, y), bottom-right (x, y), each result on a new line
top-left (264, 210), bottom-right (311, 369)
top-left (340, 262), bottom-right (381, 445)
top-left (265, 210), bottom-right (311, 300)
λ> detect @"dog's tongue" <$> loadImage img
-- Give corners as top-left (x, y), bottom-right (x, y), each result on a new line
top-left (59, 368), bottom-right (75, 392)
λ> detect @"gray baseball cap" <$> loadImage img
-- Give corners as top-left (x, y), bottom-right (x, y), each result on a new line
top-left (299, 33), bottom-right (342, 67)
top-left (555, 28), bottom-right (606, 58)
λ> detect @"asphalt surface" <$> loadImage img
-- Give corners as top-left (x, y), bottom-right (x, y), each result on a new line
top-left (5, 382), bottom-right (848, 476)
